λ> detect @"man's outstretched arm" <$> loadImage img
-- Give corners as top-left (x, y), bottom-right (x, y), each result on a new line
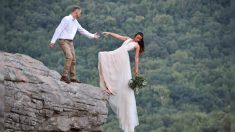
top-left (77, 24), bottom-right (100, 39)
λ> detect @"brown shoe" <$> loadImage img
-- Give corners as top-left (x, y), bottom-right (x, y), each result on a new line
top-left (60, 76), bottom-right (71, 84)
top-left (71, 79), bottom-right (81, 83)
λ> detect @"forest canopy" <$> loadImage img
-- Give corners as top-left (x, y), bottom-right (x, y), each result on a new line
top-left (1, 0), bottom-right (234, 131)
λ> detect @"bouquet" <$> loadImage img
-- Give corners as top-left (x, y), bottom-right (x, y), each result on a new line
top-left (128, 76), bottom-right (147, 94)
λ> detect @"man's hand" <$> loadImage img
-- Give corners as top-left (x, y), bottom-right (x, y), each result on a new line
top-left (94, 32), bottom-right (100, 39)
top-left (49, 43), bottom-right (55, 48)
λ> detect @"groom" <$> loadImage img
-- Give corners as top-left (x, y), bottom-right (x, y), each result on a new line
top-left (49, 6), bottom-right (100, 84)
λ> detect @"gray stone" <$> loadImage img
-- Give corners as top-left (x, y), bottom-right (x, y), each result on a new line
top-left (0, 51), bottom-right (108, 132)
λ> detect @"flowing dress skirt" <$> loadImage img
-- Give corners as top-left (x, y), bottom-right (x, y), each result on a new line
top-left (98, 49), bottom-right (139, 132)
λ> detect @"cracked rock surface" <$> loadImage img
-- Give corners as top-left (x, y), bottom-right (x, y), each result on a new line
top-left (0, 52), bottom-right (108, 132)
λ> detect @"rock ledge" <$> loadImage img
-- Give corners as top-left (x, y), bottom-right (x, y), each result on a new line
top-left (0, 52), bottom-right (108, 132)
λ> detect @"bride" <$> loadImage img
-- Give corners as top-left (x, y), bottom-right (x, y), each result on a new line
top-left (98, 31), bottom-right (144, 132)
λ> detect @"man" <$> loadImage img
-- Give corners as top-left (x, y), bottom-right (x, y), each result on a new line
top-left (49, 6), bottom-right (100, 84)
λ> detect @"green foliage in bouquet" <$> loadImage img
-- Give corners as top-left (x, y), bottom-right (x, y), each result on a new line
top-left (129, 76), bottom-right (147, 94)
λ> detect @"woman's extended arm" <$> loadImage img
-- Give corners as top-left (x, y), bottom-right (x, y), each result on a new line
top-left (134, 45), bottom-right (140, 76)
top-left (103, 32), bottom-right (129, 41)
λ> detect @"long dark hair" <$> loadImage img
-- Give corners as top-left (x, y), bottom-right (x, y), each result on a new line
top-left (134, 32), bottom-right (145, 55)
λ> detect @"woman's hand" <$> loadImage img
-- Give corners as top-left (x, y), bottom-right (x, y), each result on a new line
top-left (135, 69), bottom-right (139, 76)
top-left (132, 67), bottom-right (139, 77)
top-left (102, 32), bottom-right (110, 37)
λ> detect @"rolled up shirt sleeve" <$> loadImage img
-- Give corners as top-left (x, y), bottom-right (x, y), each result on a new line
top-left (77, 23), bottom-right (95, 39)
top-left (50, 17), bottom-right (68, 43)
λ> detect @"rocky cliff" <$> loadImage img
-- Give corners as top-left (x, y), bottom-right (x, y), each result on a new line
top-left (0, 51), bottom-right (108, 132)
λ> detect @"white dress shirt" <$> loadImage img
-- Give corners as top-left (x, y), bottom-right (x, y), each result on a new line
top-left (51, 14), bottom-right (95, 43)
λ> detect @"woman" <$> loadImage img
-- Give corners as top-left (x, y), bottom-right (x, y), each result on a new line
top-left (98, 31), bottom-right (144, 132)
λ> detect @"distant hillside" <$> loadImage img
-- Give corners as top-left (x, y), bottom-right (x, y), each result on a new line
top-left (1, 0), bottom-right (233, 131)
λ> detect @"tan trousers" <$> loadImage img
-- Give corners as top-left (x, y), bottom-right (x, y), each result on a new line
top-left (59, 40), bottom-right (76, 79)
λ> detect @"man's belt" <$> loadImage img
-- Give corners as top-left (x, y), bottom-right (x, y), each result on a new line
top-left (59, 39), bottom-right (73, 42)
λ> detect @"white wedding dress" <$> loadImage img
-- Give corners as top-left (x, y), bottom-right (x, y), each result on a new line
top-left (98, 38), bottom-right (139, 132)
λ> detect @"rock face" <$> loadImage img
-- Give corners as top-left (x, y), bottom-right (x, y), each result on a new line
top-left (0, 52), bottom-right (108, 132)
